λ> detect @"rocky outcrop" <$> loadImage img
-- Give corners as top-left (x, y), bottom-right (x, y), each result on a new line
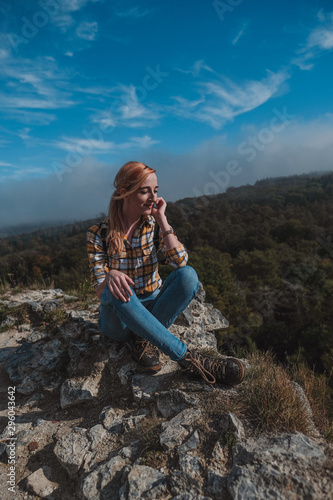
top-left (0, 286), bottom-right (332, 500)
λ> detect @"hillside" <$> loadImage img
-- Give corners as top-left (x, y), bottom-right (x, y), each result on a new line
top-left (0, 286), bottom-right (332, 499)
top-left (1, 172), bottom-right (332, 379)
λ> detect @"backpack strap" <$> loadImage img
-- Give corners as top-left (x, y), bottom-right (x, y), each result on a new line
top-left (153, 221), bottom-right (160, 251)
top-left (100, 224), bottom-right (108, 254)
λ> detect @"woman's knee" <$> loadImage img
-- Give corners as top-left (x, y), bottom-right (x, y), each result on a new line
top-left (100, 285), bottom-right (136, 308)
top-left (175, 265), bottom-right (199, 294)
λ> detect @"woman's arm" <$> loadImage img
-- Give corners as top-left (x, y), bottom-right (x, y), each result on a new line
top-left (152, 197), bottom-right (188, 268)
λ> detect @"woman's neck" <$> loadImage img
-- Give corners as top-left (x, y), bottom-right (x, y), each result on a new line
top-left (122, 211), bottom-right (141, 233)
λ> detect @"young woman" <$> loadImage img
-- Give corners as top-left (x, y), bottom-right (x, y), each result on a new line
top-left (86, 161), bottom-right (245, 385)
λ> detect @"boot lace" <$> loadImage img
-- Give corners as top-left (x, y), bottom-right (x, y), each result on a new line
top-left (184, 351), bottom-right (227, 384)
top-left (135, 338), bottom-right (158, 359)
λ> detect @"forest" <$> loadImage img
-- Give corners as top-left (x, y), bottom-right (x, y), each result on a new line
top-left (1, 172), bottom-right (333, 382)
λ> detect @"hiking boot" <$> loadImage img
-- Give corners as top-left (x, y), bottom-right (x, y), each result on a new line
top-left (131, 335), bottom-right (161, 373)
top-left (178, 350), bottom-right (245, 386)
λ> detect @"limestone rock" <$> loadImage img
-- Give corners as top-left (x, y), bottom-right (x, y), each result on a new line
top-left (25, 466), bottom-right (58, 498)
top-left (80, 456), bottom-right (127, 500)
top-left (6, 339), bottom-right (65, 393)
top-left (54, 428), bottom-right (90, 476)
top-left (99, 406), bottom-right (126, 434)
top-left (227, 432), bottom-right (329, 500)
top-left (126, 465), bottom-right (168, 500)
top-left (60, 374), bottom-right (101, 409)
top-left (169, 470), bottom-right (204, 497)
top-left (178, 430), bottom-right (200, 454)
top-left (160, 408), bottom-right (202, 451)
top-left (157, 389), bottom-right (199, 418)
top-left (131, 360), bottom-right (178, 401)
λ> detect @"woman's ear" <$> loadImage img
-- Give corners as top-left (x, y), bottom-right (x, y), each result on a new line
top-left (120, 188), bottom-right (127, 198)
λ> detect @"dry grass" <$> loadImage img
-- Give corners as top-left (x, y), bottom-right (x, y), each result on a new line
top-left (237, 351), bottom-right (316, 435)
top-left (290, 362), bottom-right (333, 440)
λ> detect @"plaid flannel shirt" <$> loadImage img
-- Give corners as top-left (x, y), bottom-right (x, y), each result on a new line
top-left (86, 215), bottom-right (188, 294)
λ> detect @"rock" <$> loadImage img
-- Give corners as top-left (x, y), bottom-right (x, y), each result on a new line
top-left (207, 467), bottom-right (227, 498)
top-left (178, 431), bottom-right (200, 454)
top-left (80, 455), bottom-right (127, 500)
top-left (43, 300), bottom-right (61, 312)
top-left (117, 362), bottom-right (137, 385)
top-left (99, 406), bottom-right (126, 434)
top-left (174, 307), bottom-right (194, 326)
top-left (156, 389), bottom-right (199, 418)
top-left (122, 409), bottom-right (150, 432)
top-left (172, 496), bottom-right (213, 500)
top-left (227, 432), bottom-right (328, 500)
top-left (179, 453), bottom-right (205, 475)
top-left (25, 466), bottom-right (58, 498)
top-left (126, 465), bottom-right (168, 500)
top-left (233, 432), bottom-right (327, 467)
top-left (162, 408), bottom-right (203, 430)
top-left (54, 428), bottom-right (90, 476)
top-left (160, 408), bottom-right (202, 451)
top-left (87, 424), bottom-right (109, 451)
top-left (0, 315), bottom-right (16, 329)
top-left (6, 339), bottom-right (65, 391)
top-left (219, 412), bottom-right (245, 441)
top-left (160, 424), bottom-right (190, 451)
top-left (195, 282), bottom-right (206, 303)
top-left (131, 360), bottom-right (178, 401)
top-left (60, 374), bottom-right (101, 409)
top-left (17, 375), bottom-right (37, 395)
top-left (169, 470), bottom-right (204, 497)
top-left (211, 441), bottom-right (225, 464)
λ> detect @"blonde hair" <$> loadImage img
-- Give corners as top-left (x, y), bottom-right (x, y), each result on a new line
top-left (106, 161), bottom-right (156, 254)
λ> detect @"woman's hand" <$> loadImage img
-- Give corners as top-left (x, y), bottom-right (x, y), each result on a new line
top-left (151, 197), bottom-right (167, 223)
top-left (107, 269), bottom-right (134, 302)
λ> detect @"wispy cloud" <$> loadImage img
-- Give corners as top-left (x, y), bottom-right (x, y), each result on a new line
top-left (231, 20), bottom-right (250, 45)
top-left (175, 60), bottom-right (216, 77)
top-left (0, 55), bottom-right (76, 114)
top-left (52, 134), bottom-right (159, 153)
top-left (76, 21), bottom-right (99, 40)
top-left (169, 70), bottom-right (290, 129)
top-left (50, 0), bottom-right (101, 31)
top-left (114, 6), bottom-right (152, 19)
top-left (0, 161), bottom-right (13, 167)
top-left (293, 10), bottom-right (333, 70)
top-left (90, 84), bottom-right (161, 129)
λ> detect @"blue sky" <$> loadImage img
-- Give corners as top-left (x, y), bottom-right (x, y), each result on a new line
top-left (1, 0), bottom-right (333, 229)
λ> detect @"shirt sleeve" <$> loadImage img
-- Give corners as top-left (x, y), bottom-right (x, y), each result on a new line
top-left (159, 226), bottom-right (188, 269)
top-left (86, 226), bottom-right (109, 290)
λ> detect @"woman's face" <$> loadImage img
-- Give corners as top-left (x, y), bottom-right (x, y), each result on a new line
top-left (124, 173), bottom-right (158, 216)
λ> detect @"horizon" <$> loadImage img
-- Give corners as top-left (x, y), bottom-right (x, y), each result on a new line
top-left (1, 0), bottom-right (333, 229)
top-left (1, 169), bottom-right (331, 238)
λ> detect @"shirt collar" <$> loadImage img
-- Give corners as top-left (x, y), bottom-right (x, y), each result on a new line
top-left (140, 214), bottom-right (155, 227)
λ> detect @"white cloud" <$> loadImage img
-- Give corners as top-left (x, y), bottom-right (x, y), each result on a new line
top-left (52, 135), bottom-right (159, 153)
top-left (76, 21), bottom-right (98, 40)
top-left (115, 6), bottom-right (152, 18)
top-left (2, 109), bottom-right (57, 126)
top-left (293, 10), bottom-right (333, 70)
top-left (89, 84), bottom-right (161, 128)
top-left (232, 20), bottom-right (250, 45)
top-left (175, 60), bottom-right (216, 77)
top-left (169, 70), bottom-right (290, 129)
top-left (0, 55), bottom-right (77, 114)
top-left (0, 94), bottom-right (75, 109)
top-left (0, 161), bottom-right (13, 167)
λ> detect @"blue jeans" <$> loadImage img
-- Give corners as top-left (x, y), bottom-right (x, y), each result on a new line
top-left (98, 266), bottom-right (199, 362)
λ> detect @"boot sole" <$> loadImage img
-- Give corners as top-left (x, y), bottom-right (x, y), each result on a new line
top-left (136, 362), bottom-right (162, 373)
